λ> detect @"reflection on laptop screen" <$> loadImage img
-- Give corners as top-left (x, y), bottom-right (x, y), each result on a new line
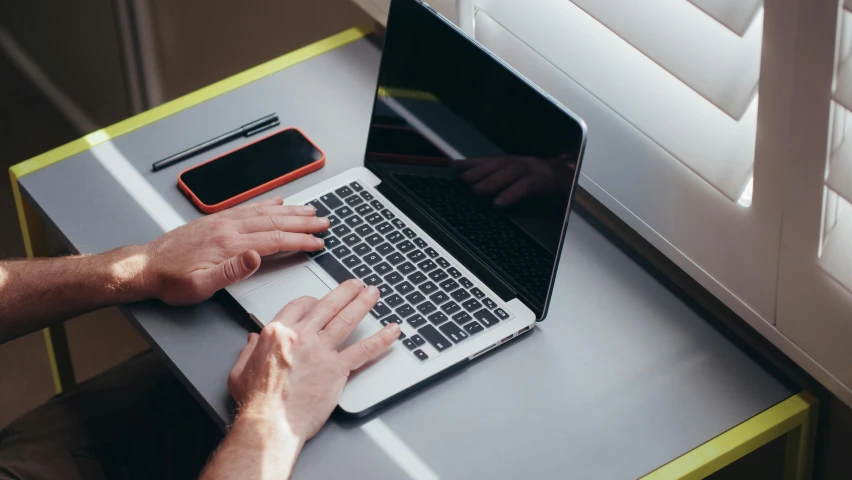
top-left (364, 0), bottom-right (586, 318)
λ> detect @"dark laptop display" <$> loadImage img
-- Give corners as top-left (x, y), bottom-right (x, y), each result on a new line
top-left (364, 0), bottom-right (586, 319)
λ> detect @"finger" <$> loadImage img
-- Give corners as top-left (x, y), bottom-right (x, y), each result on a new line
top-left (460, 160), bottom-right (502, 183)
top-left (494, 175), bottom-right (540, 207)
top-left (472, 165), bottom-right (528, 196)
top-left (239, 231), bottom-right (325, 256)
top-left (228, 333), bottom-right (259, 388)
top-left (269, 296), bottom-right (318, 326)
top-left (454, 157), bottom-right (487, 170)
top-left (223, 203), bottom-right (322, 221)
top-left (193, 250), bottom-right (262, 294)
top-left (218, 196), bottom-right (285, 218)
top-left (236, 214), bottom-right (330, 235)
top-left (320, 285), bottom-right (380, 345)
top-left (302, 279), bottom-right (365, 334)
top-left (340, 323), bottom-right (400, 371)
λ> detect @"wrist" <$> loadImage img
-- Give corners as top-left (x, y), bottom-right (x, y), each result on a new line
top-left (239, 397), bottom-right (306, 447)
top-left (102, 245), bottom-right (158, 302)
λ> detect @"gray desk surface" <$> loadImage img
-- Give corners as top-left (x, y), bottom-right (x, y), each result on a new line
top-left (20, 38), bottom-right (794, 479)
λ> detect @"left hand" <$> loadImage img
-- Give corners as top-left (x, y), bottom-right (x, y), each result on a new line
top-left (140, 196), bottom-right (329, 305)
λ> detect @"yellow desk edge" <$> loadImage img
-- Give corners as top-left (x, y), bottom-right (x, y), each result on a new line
top-left (8, 26), bottom-right (371, 394)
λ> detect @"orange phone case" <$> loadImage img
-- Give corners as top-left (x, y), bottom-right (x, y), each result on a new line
top-left (177, 127), bottom-right (325, 214)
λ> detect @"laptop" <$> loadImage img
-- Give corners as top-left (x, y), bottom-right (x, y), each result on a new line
top-left (226, 0), bottom-right (587, 416)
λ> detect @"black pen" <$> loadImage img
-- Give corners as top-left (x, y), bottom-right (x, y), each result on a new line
top-left (151, 113), bottom-right (280, 171)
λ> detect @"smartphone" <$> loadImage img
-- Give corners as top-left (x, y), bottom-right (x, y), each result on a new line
top-left (178, 127), bottom-right (325, 213)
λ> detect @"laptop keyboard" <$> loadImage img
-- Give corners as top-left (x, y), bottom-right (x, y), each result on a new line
top-left (305, 181), bottom-right (513, 363)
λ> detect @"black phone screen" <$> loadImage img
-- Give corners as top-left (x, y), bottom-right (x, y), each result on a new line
top-left (180, 129), bottom-right (322, 206)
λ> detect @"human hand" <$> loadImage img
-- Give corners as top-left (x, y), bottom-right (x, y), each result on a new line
top-left (140, 196), bottom-right (329, 305)
top-left (456, 156), bottom-right (557, 207)
top-left (227, 279), bottom-right (399, 442)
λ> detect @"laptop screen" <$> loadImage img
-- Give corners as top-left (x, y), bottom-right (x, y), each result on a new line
top-left (364, 0), bottom-right (586, 319)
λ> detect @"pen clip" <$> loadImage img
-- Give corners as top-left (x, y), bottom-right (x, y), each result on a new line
top-left (245, 120), bottom-right (280, 137)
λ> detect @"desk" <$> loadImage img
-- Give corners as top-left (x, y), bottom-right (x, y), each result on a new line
top-left (11, 28), bottom-right (815, 479)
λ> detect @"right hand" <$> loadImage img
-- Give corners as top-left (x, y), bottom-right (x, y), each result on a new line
top-left (227, 279), bottom-right (400, 442)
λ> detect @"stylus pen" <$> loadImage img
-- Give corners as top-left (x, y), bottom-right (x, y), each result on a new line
top-left (151, 113), bottom-right (281, 172)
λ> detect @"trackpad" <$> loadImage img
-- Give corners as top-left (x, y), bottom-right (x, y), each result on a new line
top-left (242, 267), bottom-right (331, 325)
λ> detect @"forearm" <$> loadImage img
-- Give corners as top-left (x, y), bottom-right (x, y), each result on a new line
top-left (0, 246), bottom-right (152, 342)
top-left (201, 403), bottom-right (303, 480)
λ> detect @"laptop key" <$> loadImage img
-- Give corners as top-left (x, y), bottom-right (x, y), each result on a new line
top-left (413, 237), bottom-right (427, 249)
top-left (451, 289), bottom-right (471, 302)
top-left (342, 255), bottom-right (361, 268)
top-left (370, 200), bottom-right (385, 210)
top-left (385, 271), bottom-right (404, 285)
top-left (447, 267), bottom-right (462, 278)
top-left (428, 311), bottom-right (448, 325)
top-left (344, 215), bottom-right (364, 228)
top-left (439, 322), bottom-right (468, 344)
top-left (407, 250), bottom-right (426, 262)
top-left (397, 262), bottom-right (416, 275)
top-left (371, 301), bottom-right (391, 318)
top-left (360, 191), bottom-right (374, 201)
top-left (385, 294), bottom-right (404, 308)
top-left (473, 309), bottom-right (500, 327)
top-left (355, 204), bottom-right (374, 216)
top-left (470, 287), bottom-right (485, 299)
top-left (364, 274), bottom-right (382, 286)
top-left (410, 334), bottom-right (426, 347)
top-left (462, 298), bottom-right (483, 312)
top-left (397, 240), bottom-right (415, 253)
top-left (418, 325), bottom-right (451, 351)
top-left (413, 349), bottom-right (429, 361)
top-left (441, 302), bottom-right (461, 315)
top-left (417, 301), bottom-right (437, 315)
top-left (439, 279), bottom-right (459, 292)
top-left (342, 233), bottom-right (360, 246)
top-left (436, 257), bottom-right (450, 269)
top-left (376, 243), bottom-right (395, 256)
top-left (408, 271), bottom-right (428, 285)
top-left (381, 209), bottom-right (395, 220)
top-left (366, 213), bottom-right (384, 225)
top-left (324, 236), bottom-right (341, 249)
top-left (459, 277), bottom-right (474, 288)
top-left (407, 315), bottom-right (427, 329)
top-left (327, 215), bottom-right (341, 227)
top-left (374, 262), bottom-right (392, 275)
top-left (402, 228), bottom-right (417, 239)
top-left (452, 311), bottom-right (473, 324)
top-left (349, 181), bottom-right (363, 192)
top-left (419, 281), bottom-right (438, 295)
top-left (332, 225), bottom-right (351, 237)
top-left (365, 233), bottom-right (384, 246)
top-left (494, 308), bottom-right (510, 320)
top-left (377, 284), bottom-right (393, 297)
top-left (381, 315), bottom-right (402, 326)
top-left (405, 291), bottom-right (426, 305)
top-left (315, 229), bottom-right (330, 239)
top-left (429, 291), bottom-right (450, 305)
top-left (386, 231), bottom-right (405, 244)
top-left (428, 270), bottom-right (449, 282)
top-left (345, 195), bottom-right (364, 207)
top-left (355, 224), bottom-right (373, 236)
top-left (464, 321), bottom-right (485, 336)
top-left (307, 200), bottom-right (330, 217)
top-left (402, 339), bottom-right (417, 350)
top-left (332, 245), bottom-right (352, 258)
top-left (387, 252), bottom-right (406, 265)
top-left (483, 298), bottom-right (497, 309)
top-left (417, 259), bottom-right (437, 272)
top-left (392, 218), bottom-right (406, 229)
top-left (353, 243), bottom-right (371, 256)
top-left (335, 185), bottom-right (354, 198)
top-left (352, 264), bottom-right (371, 278)
top-left (396, 304), bottom-right (415, 318)
top-left (425, 247), bottom-right (439, 258)
top-left (313, 253), bottom-right (354, 285)
top-left (320, 192), bottom-right (343, 209)
top-left (364, 252), bottom-right (382, 266)
top-left (395, 281), bottom-right (415, 295)
top-left (335, 206), bottom-right (354, 218)
top-left (376, 222), bottom-right (394, 234)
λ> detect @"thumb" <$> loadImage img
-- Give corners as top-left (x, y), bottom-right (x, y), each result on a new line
top-left (201, 250), bottom-right (262, 293)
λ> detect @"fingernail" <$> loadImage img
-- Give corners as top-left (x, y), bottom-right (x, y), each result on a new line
top-left (366, 285), bottom-right (379, 296)
top-left (352, 279), bottom-right (364, 288)
top-left (314, 237), bottom-right (324, 246)
top-left (319, 217), bottom-right (330, 225)
top-left (303, 205), bottom-right (316, 213)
